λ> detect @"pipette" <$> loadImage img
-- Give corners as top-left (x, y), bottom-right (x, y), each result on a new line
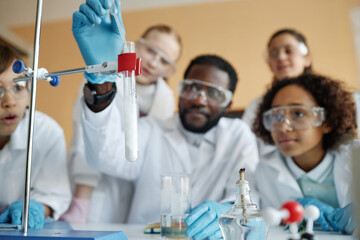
top-left (110, 0), bottom-right (128, 53)
top-left (110, 0), bottom-right (138, 162)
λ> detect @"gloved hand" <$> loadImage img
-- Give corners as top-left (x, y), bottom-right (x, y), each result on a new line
top-left (296, 197), bottom-right (338, 231)
top-left (0, 200), bottom-right (45, 229)
top-left (244, 219), bottom-right (268, 240)
top-left (72, 0), bottom-right (125, 84)
top-left (325, 203), bottom-right (356, 234)
top-left (185, 200), bottom-right (231, 240)
top-left (59, 197), bottom-right (91, 224)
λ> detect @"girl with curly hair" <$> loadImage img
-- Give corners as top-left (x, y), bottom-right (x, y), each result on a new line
top-left (253, 73), bottom-right (357, 234)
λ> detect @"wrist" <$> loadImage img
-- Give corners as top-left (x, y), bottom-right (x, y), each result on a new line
top-left (90, 82), bottom-right (113, 95)
top-left (85, 72), bottom-right (117, 84)
top-left (84, 82), bottom-right (117, 112)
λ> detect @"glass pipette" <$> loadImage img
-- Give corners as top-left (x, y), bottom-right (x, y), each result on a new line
top-left (110, 0), bottom-right (128, 53)
top-left (110, 0), bottom-right (138, 162)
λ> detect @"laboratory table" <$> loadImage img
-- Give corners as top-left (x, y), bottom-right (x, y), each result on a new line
top-left (72, 224), bottom-right (356, 240)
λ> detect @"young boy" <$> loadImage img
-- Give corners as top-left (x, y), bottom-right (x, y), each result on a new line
top-left (0, 45), bottom-right (71, 229)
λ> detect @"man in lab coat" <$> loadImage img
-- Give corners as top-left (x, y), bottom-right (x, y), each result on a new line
top-left (73, 1), bottom-right (258, 239)
top-left (80, 53), bottom-right (259, 238)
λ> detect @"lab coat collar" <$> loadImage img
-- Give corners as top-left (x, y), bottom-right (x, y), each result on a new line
top-left (9, 110), bottom-right (28, 150)
top-left (136, 82), bottom-right (156, 114)
top-left (162, 114), bottom-right (216, 146)
top-left (178, 115), bottom-right (216, 147)
top-left (147, 77), bottom-right (174, 118)
top-left (284, 151), bottom-right (334, 183)
top-left (161, 115), bottom-right (217, 173)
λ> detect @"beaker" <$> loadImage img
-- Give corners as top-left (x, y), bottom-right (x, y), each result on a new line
top-left (160, 173), bottom-right (191, 240)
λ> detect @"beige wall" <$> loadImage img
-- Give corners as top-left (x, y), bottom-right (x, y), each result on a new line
top-left (10, 0), bottom-right (360, 147)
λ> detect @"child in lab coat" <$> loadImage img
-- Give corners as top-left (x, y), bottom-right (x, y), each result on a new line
top-left (0, 45), bottom-right (71, 228)
top-left (253, 73), bottom-right (356, 234)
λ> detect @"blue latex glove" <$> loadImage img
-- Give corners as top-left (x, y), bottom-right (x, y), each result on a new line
top-left (185, 200), bottom-right (231, 240)
top-left (0, 200), bottom-right (45, 229)
top-left (325, 203), bottom-right (356, 234)
top-left (244, 219), bottom-right (268, 240)
top-left (296, 197), bottom-right (338, 231)
top-left (72, 0), bottom-right (125, 84)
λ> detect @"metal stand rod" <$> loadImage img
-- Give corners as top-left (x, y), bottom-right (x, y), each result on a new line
top-left (13, 67), bottom-right (86, 82)
top-left (22, 0), bottom-right (43, 234)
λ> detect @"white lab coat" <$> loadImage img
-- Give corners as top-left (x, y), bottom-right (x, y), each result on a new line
top-left (255, 145), bottom-right (353, 210)
top-left (68, 76), bottom-right (175, 223)
top-left (0, 111), bottom-right (71, 220)
top-left (242, 95), bottom-right (276, 157)
top-left (242, 96), bottom-right (262, 127)
top-left (81, 99), bottom-right (259, 224)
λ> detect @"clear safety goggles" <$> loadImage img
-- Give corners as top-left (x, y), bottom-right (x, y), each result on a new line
top-left (266, 42), bottom-right (308, 60)
top-left (178, 79), bottom-right (232, 107)
top-left (0, 83), bottom-right (28, 99)
top-left (136, 38), bottom-right (176, 77)
top-left (262, 105), bottom-right (325, 131)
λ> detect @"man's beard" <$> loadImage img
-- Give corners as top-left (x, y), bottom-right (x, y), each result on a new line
top-left (179, 108), bottom-right (225, 133)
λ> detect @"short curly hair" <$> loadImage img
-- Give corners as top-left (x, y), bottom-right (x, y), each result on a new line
top-left (184, 55), bottom-right (238, 93)
top-left (252, 73), bottom-right (356, 151)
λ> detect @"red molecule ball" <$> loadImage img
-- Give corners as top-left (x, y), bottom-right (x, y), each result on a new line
top-left (280, 201), bottom-right (304, 224)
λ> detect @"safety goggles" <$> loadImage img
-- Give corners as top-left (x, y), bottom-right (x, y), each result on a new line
top-left (0, 83), bottom-right (28, 99)
top-left (266, 42), bottom-right (308, 60)
top-left (262, 105), bottom-right (325, 131)
top-left (136, 38), bottom-right (176, 77)
top-left (178, 79), bottom-right (232, 107)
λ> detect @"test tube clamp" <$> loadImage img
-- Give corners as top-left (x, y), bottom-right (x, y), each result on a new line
top-left (13, 53), bottom-right (142, 85)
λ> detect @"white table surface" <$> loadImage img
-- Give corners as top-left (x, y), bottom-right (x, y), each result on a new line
top-left (72, 224), bottom-right (356, 240)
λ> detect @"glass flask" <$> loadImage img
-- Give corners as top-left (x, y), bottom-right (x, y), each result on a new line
top-left (219, 169), bottom-right (268, 240)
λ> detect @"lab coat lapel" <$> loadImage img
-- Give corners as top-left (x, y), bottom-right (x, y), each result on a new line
top-left (213, 120), bottom-right (230, 164)
top-left (263, 151), bottom-right (302, 194)
top-left (334, 149), bottom-right (352, 207)
top-left (163, 116), bottom-right (192, 174)
top-left (148, 78), bottom-right (174, 119)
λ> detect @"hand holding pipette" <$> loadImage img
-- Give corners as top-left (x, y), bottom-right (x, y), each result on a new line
top-left (72, 0), bottom-right (139, 162)
top-left (72, 0), bottom-right (125, 84)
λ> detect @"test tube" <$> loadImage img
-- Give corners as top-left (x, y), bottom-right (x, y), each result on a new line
top-left (122, 41), bottom-right (138, 162)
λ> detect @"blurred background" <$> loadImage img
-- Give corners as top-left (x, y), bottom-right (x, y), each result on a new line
top-left (0, 0), bottom-right (359, 147)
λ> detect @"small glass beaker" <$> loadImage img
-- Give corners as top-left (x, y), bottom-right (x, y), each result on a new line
top-left (160, 173), bottom-right (191, 240)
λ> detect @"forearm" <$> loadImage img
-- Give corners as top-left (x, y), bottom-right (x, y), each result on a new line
top-left (43, 205), bottom-right (53, 218)
top-left (82, 100), bottom-right (136, 179)
top-left (74, 185), bottom-right (94, 199)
